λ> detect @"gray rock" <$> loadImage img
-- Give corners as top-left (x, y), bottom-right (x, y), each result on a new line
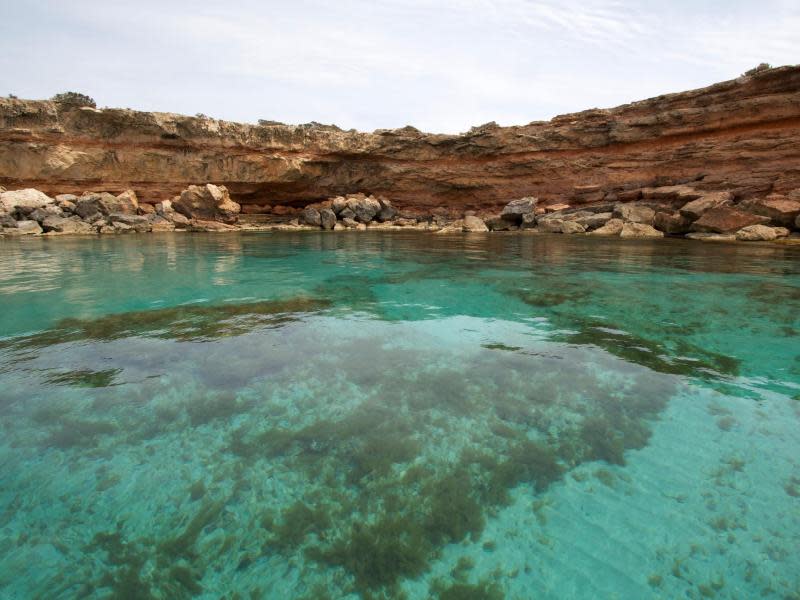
top-left (14, 220), bottom-right (43, 235)
top-left (520, 212), bottom-right (537, 229)
top-left (574, 212), bottom-right (612, 231)
top-left (29, 205), bottom-right (64, 222)
top-left (613, 203), bottom-right (656, 225)
top-left (74, 193), bottom-right (118, 218)
top-left (301, 207), bottom-right (322, 227)
top-left (331, 197), bottom-right (347, 214)
top-left (0, 212), bottom-right (16, 228)
top-left (353, 196), bottom-right (381, 223)
top-left (319, 208), bottom-right (337, 230)
top-left (620, 222), bottom-right (663, 238)
top-left (500, 197), bottom-right (536, 223)
top-left (338, 207), bottom-right (356, 220)
top-left (0, 188), bottom-right (55, 214)
top-left (486, 215), bottom-right (512, 231)
top-left (42, 215), bottom-right (95, 234)
top-left (463, 215), bottom-right (488, 232)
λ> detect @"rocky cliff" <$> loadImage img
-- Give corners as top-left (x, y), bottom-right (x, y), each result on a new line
top-left (1, 65), bottom-right (799, 214)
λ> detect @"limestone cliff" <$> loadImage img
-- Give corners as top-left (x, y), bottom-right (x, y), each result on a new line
top-left (1, 65), bottom-right (799, 213)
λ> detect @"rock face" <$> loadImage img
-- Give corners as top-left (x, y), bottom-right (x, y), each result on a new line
top-left (3, 66), bottom-right (799, 213)
top-left (173, 184), bottom-right (240, 223)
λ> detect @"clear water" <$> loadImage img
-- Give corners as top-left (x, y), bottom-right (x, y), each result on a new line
top-left (0, 232), bottom-right (798, 600)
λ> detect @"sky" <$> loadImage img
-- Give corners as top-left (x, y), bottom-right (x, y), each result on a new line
top-left (0, 0), bottom-right (798, 133)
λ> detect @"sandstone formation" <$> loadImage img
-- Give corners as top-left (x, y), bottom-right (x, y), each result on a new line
top-left (1, 65), bottom-right (799, 216)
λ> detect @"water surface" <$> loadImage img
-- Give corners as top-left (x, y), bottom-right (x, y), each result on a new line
top-left (1, 232), bottom-right (799, 599)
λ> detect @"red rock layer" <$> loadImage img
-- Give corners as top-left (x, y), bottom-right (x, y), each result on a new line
top-left (1, 66), bottom-right (799, 214)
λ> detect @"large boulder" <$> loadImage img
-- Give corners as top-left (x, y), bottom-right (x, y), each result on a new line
top-left (74, 192), bottom-right (131, 218)
top-left (589, 218), bottom-right (624, 236)
top-left (462, 215), bottom-right (488, 232)
top-left (14, 220), bottom-right (43, 235)
top-left (331, 196), bottom-right (348, 214)
top-left (349, 196), bottom-right (381, 223)
top-left (679, 191), bottom-right (733, 220)
top-left (620, 222), bottom-right (663, 238)
top-left (28, 205), bottom-right (64, 223)
top-left (500, 197), bottom-right (536, 223)
top-left (115, 190), bottom-right (139, 214)
top-left (41, 215), bottom-right (95, 234)
top-left (538, 218), bottom-right (585, 234)
top-left (735, 224), bottom-right (790, 241)
top-left (376, 197), bottom-right (398, 222)
top-left (654, 211), bottom-right (692, 234)
top-left (612, 203), bottom-right (655, 225)
top-left (0, 188), bottom-right (55, 214)
top-left (108, 213), bottom-right (152, 232)
top-left (738, 195), bottom-right (800, 227)
top-left (301, 207), bottom-right (322, 227)
top-left (149, 216), bottom-right (176, 232)
top-left (690, 207), bottom-right (770, 233)
top-left (319, 208), bottom-right (337, 230)
top-left (173, 184), bottom-right (240, 223)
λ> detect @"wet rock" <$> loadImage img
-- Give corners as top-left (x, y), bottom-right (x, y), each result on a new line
top-left (41, 215), bottom-right (94, 234)
top-left (589, 218), bottom-right (624, 236)
top-left (690, 206), bottom-right (770, 233)
top-left (612, 203), bottom-right (655, 224)
top-left (679, 191), bottom-right (733, 220)
top-left (654, 211), bottom-right (692, 234)
top-left (738, 194), bottom-right (800, 227)
top-left (620, 222), bottom-right (663, 238)
top-left (173, 184), bottom-right (240, 223)
top-left (0, 188), bottom-right (55, 214)
top-left (301, 207), bottom-right (322, 227)
top-left (685, 232), bottom-right (736, 242)
top-left (462, 215), bottom-right (488, 232)
top-left (320, 208), bottom-right (337, 230)
top-left (190, 219), bottom-right (238, 232)
top-left (500, 197), bottom-right (536, 223)
top-left (735, 224), bottom-right (790, 241)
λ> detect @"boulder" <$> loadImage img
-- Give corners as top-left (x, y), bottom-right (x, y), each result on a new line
top-left (301, 207), bottom-right (322, 227)
top-left (544, 203), bottom-right (571, 213)
top-left (55, 194), bottom-right (78, 209)
top-left (41, 215), bottom-right (95, 234)
top-left (500, 197), bottom-right (536, 223)
top-left (138, 202), bottom-right (156, 215)
top-left (149, 216), bottom-right (176, 232)
top-left (109, 213), bottom-right (151, 232)
top-left (169, 212), bottom-right (191, 228)
top-left (376, 198), bottom-right (398, 222)
top-left (319, 208), bottom-right (337, 230)
top-left (738, 195), bottom-right (800, 227)
top-left (641, 185), bottom-right (702, 203)
top-left (351, 196), bottom-right (381, 223)
top-left (574, 212), bottom-right (612, 231)
top-left (463, 215), bottom-right (488, 232)
top-left (620, 222), bottom-right (663, 238)
top-left (173, 184), bottom-right (240, 223)
top-left (115, 190), bottom-right (139, 214)
top-left (735, 224), bottom-right (790, 241)
top-left (74, 192), bottom-right (124, 218)
top-left (690, 207), bottom-right (770, 233)
top-left (679, 191), bottom-right (733, 220)
top-left (654, 211), bottom-right (692, 234)
top-left (28, 205), bottom-right (63, 222)
top-left (14, 220), bottom-right (43, 235)
top-left (331, 196), bottom-right (348, 214)
top-left (612, 203), bottom-right (655, 225)
top-left (0, 212), bottom-right (15, 228)
top-left (538, 218), bottom-right (585, 234)
top-left (0, 188), bottom-right (54, 214)
top-left (485, 216), bottom-right (512, 231)
top-left (520, 212), bottom-right (537, 229)
top-left (589, 218), bottom-right (624, 236)
top-left (338, 207), bottom-right (356, 220)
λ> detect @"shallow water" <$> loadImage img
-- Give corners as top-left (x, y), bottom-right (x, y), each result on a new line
top-left (0, 231), bottom-right (798, 599)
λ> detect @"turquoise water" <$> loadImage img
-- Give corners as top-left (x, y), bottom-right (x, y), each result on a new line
top-left (0, 232), bottom-right (798, 599)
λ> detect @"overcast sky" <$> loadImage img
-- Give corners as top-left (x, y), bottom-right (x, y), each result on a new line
top-left (1, 0), bottom-right (798, 133)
